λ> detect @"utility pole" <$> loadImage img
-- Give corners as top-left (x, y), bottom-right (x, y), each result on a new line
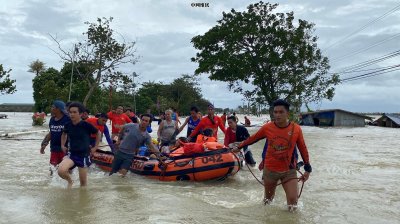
top-left (132, 72), bottom-right (138, 114)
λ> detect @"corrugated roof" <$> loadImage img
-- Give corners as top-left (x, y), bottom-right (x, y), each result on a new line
top-left (385, 114), bottom-right (400, 126)
top-left (301, 109), bottom-right (372, 120)
top-left (0, 103), bottom-right (34, 106)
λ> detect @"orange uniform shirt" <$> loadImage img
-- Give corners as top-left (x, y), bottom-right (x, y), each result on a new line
top-left (189, 115), bottom-right (226, 139)
top-left (240, 122), bottom-right (310, 172)
top-left (107, 112), bottom-right (132, 134)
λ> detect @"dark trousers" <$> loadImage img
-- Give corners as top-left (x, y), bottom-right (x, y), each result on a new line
top-left (243, 146), bottom-right (256, 165)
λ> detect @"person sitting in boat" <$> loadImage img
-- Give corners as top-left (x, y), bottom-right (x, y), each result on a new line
top-left (224, 115), bottom-right (256, 167)
top-left (195, 128), bottom-right (217, 144)
top-left (188, 104), bottom-right (225, 141)
top-left (110, 114), bottom-right (161, 177)
top-left (86, 113), bottom-right (115, 152)
top-left (244, 116), bottom-right (251, 127)
top-left (178, 106), bottom-right (201, 142)
top-left (157, 109), bottom-right (179, 147)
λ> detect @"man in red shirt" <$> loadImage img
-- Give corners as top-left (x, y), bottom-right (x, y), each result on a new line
top-left (236, 99), bottom-right (312, 211)
top-left (107, 106), bottom-right (132, 139)
top-left (189, 104), bottom-right (225, 141)
top-left (86, 113), bottom-right (115, 152)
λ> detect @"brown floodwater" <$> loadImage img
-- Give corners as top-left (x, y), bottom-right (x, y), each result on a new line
top-left (0, 112), bottom-right (399, 223)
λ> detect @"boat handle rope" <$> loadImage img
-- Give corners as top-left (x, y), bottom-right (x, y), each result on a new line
top-left (239, 151), bottom-right (306, 199)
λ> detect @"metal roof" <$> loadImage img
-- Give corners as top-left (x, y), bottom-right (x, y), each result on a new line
top-left (384, 114), bottom-right (400, 126)
top-left (0, 103), bottom-right (34, 106)
top-left (301, 109), bottom-right (372, 120)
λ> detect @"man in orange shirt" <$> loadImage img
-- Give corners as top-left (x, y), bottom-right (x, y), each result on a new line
top-left (236, 99), bottom-right (312, 211)
top-left (107, 106), bottom-right (132, 139)
top-left (86, 113), bottom-right (115, 152)
top-left (188, 104), bottom-right (225, 141)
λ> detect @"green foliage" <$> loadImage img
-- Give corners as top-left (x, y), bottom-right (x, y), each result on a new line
top-left (191, 2), bottom-right (340, 117)
top-left (32, 68), bottom-right (211, 116)
top-left (28, 59), bottom-right (46, 76)
top-left (51, 17), bottom-right (138, 106)
top-left (136, 75), bottom-right (211, 115)
top-left (0, 64), bottom-right (17, 95)
top-left (32, 68), bottom-right (66, 113)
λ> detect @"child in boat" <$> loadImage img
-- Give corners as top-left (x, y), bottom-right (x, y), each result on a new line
top-left (195, 128), bottom-right (217, 144)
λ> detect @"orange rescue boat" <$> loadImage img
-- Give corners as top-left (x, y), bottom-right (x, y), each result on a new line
top-left (91, 147), bottom-right (242, 181)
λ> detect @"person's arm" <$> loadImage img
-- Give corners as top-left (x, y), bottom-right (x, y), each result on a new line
top-left (296, 126), bottom-right (311, 181)
top-left (243, 126), bottom-right (250, 139)
top-left (178, 117), bottom-right (189, 133)
top-left (103, 125), bottom-right (114, 152)
top-left (176, 113), bottom-right (181, 124)
top-left (40, 132), bottom-right (51, 154)
top-left (147, 142), bottom-right (160, 155)
top-left (61, 132), bottom-right (68, 153)
top-left (238, 124), bottom-right (268, 149)
top-left (124, 114), bottom-right (132, 123)
top-left (217, 117), bottom-right (226, 134)
top-left (175, 120), bottom-right (179, 131)
top-left (224, 128), bottom-right (231, 147)
top-left (157, 121), bottom-right (164, 142)
top-left (116, 125), bottom-right (126, 147)
top-left (91, 131), bottom-right (101, 154)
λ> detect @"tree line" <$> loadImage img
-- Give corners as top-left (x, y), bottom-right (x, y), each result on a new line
top-left (31, 62), bottom-right (212, 115)
top-left (3, 2), bottom-right (340, 118)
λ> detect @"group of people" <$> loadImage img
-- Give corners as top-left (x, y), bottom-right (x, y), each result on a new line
top-left (39, 98), bottom-right (312, 211)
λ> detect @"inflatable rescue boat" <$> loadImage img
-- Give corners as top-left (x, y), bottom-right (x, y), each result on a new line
top-left (91, 145), bottom-right (242, 181)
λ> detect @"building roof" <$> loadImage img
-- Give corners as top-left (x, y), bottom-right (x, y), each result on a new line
top-left (0, 103), bottom-right (34, 106)
top-left (384, 113), bottom-right (400, 126)
top-left (301, 109), bottom-right (372, 120)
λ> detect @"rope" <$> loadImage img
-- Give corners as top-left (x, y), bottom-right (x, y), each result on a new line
top-left (240, 152), bottom-right (306, 199)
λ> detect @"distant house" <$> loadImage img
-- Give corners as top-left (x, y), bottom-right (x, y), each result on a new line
top-left (0, 103), bottom-right (34, 112)
top-left (300, 109), bottom-right (372, 127)
top-left (374, 114), bottom-right (400, 128)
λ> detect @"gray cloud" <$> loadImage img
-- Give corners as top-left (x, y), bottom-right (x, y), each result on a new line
top-left (1, 0), bottom-right (399, 112)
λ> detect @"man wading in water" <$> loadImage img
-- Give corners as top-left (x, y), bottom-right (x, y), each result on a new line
top-left (58, 102), bottom-right (101, 188)
top-left (235, 99), bottom-right (312, 211)
top-left (40, 100), bottom-right (71, 175)
top-left (110, 114), bottom-right (160, 177)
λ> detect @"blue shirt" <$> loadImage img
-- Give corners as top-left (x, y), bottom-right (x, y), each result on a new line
top-left (49, 115), bottom-right (71, 152)
top-left (187, 116), bottom-right (200, 137)
top-left (171, 112), bottom-right (177, 121)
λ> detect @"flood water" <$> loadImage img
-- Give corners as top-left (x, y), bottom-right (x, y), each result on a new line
top-left (0, 112), bottom-right (399, 224)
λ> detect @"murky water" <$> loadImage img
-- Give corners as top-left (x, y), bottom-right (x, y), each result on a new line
top-left (0, 112), bottom-right (399, 224)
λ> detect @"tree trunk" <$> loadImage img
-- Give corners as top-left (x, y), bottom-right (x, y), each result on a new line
top-left (83, 84), bottom-right (96, 106)
top-left (269, 106), bottom-right (274, 121)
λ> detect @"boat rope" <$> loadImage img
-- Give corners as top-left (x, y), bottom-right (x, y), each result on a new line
top-left (240, 151), bottom-right (306, 199)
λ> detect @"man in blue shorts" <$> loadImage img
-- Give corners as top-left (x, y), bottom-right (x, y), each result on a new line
top-left (110, 113), bottom-right (160, 177)
top-left (58, 102), bottom-right (101, 188)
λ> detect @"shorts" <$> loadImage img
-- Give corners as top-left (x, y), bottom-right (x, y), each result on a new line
top-left (110, 150), bottom-right (134, 174)
top-left (67, 153), bottom-right (92, 169)
top-left (50, 151), bottom-right (66, 166)
top-left (263, 167), bottom-right (297, 182)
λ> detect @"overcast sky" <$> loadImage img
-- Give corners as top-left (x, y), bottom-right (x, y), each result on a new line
top-left (1, 0), bottom-right (399, 112)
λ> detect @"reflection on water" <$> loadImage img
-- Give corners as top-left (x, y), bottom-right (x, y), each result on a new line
top-left (0, 113), bottom-right (399, 223)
